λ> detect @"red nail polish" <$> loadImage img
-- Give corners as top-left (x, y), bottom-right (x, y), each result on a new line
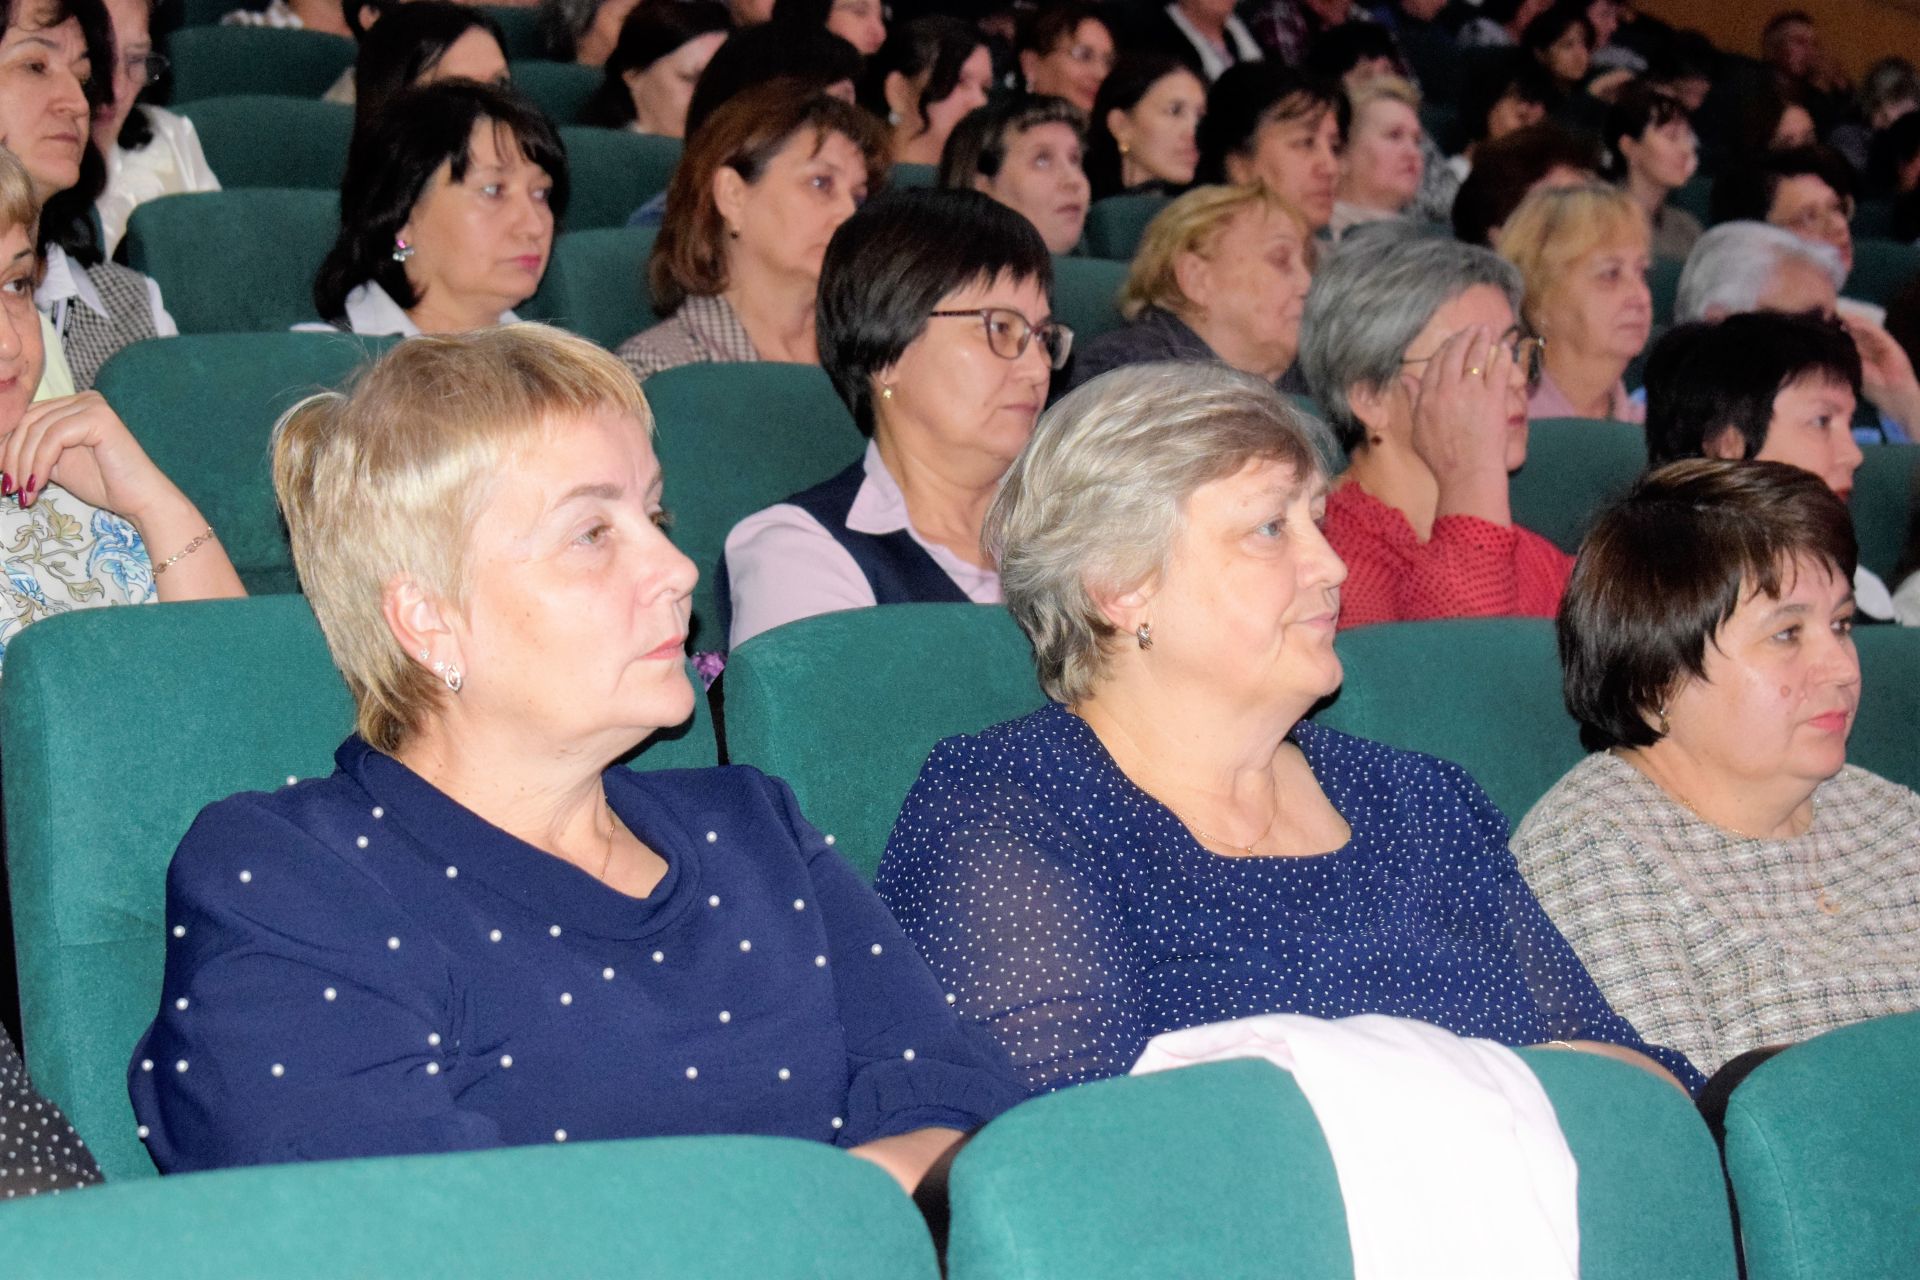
top-left (0, 473), bottom-right (11, 495)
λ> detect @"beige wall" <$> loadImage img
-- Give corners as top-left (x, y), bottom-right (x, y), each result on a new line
top-left (1635, 0), bottom-right (1920, 79)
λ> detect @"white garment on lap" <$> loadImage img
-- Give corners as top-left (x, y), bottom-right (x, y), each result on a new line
top-left (1131, 1013), bottom-right (1579, 1280)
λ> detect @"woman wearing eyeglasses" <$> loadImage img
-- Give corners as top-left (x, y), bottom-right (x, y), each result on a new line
top-left (721, 188), bottom-right (1069, 650)
top-left (95, 0), bottom-right (219, 257)
top-left (1299, 223), bottom-right (1572, 629)
top-left (1498, 183), bottom-right (1652, 424)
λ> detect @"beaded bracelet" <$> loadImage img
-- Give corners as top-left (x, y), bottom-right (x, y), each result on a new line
top-left (154, 526), bottom-right (216, 576)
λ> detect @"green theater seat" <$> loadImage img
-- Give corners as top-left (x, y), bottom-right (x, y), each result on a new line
top-left (123, 188), bottom-right (339, 333)
top-left (1509, 417), bottom-right (1646, 555)
top-left (0, 597), bottom-right (716, 1179)
top-left (179, 97), bottom-right (352, 189)
top-left (559, 127), bottom-right (681, 229)
top-left (1852, 628), bottom-right (1920, 793)
top-left (1846, 237), bottom-right (1920, 309)
top-left (1083, 193), bottom-right (1170, 262)
top-left (1723, 1012), bottom-right (1920, 1280)
top-left (1, 1133), bottom-right (936, 1277)
top-left (642, 362), bottom-right (863, 650)
top-left (948, 1050), bottom-right (1735, 1280)
top-left (724, 604), bottom-right (1045, 879)
top-left (512, 58), bottom-right (598, 125)
top-left (482, 4), bottom-right (545, 58)
top-left (1853, 443), bottom-right (1917, 581)
top-left (94, 331), bottom-right (395, 595)
top-left (1051, 255), bottom-right (1129, 342)
top-left (520, 226), bottom-right (657, 349)
top-left (165, 26), bottom-right (354, 102)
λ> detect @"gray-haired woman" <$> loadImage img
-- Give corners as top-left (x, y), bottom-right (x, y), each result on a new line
top-left (1298, 223), bottom-right (1570, 629)
top-left (875, 360), bottom-right (1704, 1100)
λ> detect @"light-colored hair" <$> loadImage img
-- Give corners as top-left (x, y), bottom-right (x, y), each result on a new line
top-left (1345, 74), bottom-right (1420, 121)
top-left (1672, 219), bottom-right (1844, 324)
top-left (1119, 183), bottom-right (1309, 321)
top-left (987, 361), bottom-right (1329, 704)
top-left (1298, 222), bottom-right (1523, 450)
top-left (271, 324), bottom-right (653, 753)
top-left (1495, 180), bottom-right (1649, 332)
top-left (0, 145), bottom-right (39, 242)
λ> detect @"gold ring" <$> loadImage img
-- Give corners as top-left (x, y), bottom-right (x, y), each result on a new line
top-left (1468, 366), bottom-right (1483, 377)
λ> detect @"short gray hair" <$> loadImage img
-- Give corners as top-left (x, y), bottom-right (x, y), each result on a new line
top-left (1673, 220), bottom-right (1845, 324)
top-left (987, 362), bottom-right (1330, 704)
top-left (1298, 223), bottom-right (1523, 451)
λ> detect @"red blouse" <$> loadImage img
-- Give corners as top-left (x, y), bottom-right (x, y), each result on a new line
top-left (1325, 483), bottom-right (1575, 630)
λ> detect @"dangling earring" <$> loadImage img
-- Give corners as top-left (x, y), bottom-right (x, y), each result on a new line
top-left (1135, 623), bottom-right (1153, 650)
top-left (391, 235), bottom-right (415, 263)
top-left (443, 664), bottom-right (463, 694)
top-left (1657, 705), bottom-right (1670, 736)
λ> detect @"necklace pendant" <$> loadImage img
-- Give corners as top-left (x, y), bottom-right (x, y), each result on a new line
top-left (1817, 890), bottom-right (1841, 916)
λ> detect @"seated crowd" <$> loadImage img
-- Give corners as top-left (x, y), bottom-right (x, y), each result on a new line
top-left (0, 0), bottom-right (1912, 1262)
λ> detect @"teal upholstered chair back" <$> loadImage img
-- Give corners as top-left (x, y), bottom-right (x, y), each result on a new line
top-left (947, 1051), bottom-right (1735, 1280)
top-left (1313, 618), bottom-right (1581, 826)
top-left (724, 604), bottom-right (1046, 879)
top-left (1051, 255), bottom-right (1129, 342)
top-left (1853, 443), bottom-right (1917, 580)
top-left (123, 189), bottom-right (339, 333)
top-left (1509, 418), bottom-right (1646, 555)
top-left (1649, 254), bottom-right (1685, 328)
top-left (520, 226), bottom-right (658, 348)
top-left (481, 4), bottom-right (544, 57)
top-left (1852, 627), bottom-right (1920, 793)
top-left (178, 97), bottom-right (352, 189)
top-left (1723, 1012), bottom-right (1920, 1280)
top-left (0, 1134), bottom-right (936, 1277)
top-left (510, 59), bottom-right (598, 124)
top-left (1083, 193), bottom-right (1171, 261)
top-left (1846, 237), bottom-right (1920, 308)
top-left (890, 162), bottom-right (936, 188)
top-left (559, 127), bottom-right (681, 229)
top-left (0, 597), bottom-right (715, 1180)
top-left (642, 361), bottom-right (863, 649)
top-left (165, 26), bottom-right (355, 101)
top-left (94, 331), bottom-right (395, 595)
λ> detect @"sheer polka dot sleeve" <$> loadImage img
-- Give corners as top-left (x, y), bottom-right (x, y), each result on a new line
top-left (878, 737), bottom-right (1145, 1098)
top-left (129, 795), bottom-right (504, 1172)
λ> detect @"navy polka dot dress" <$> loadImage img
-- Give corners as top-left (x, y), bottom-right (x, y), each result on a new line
top-left (877, 704), bottom-right (1704, 1096)
top-left (131, 738), bottom-right (1025, 1173)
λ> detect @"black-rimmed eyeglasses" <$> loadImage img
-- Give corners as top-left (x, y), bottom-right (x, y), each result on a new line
top-left (929, 307), bottom-right (1075, 370)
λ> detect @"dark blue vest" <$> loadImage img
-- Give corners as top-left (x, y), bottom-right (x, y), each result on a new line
top-left (716, 460), bottom-right (972, 648)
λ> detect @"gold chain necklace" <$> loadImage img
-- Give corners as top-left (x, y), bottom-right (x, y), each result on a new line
top-left (596, 790), bottom-right (618, 883)
top-left (1160, 797), bottom-right (1280, 858)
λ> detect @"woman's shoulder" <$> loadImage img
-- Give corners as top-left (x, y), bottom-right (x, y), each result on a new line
top-left (1820, 763), bottom-right (1920, 832)
top-left (920, 704), bottom-right (1091, 780)
top-left (169, 752), bottom-right (394, 900)
top-left (1512, 751), bottom-right (1640, 852)
top-left (1293, 720), bottom-right (1513, 854)
top-left (1294, 719), bottom-right (1488, 799)
top-left (614, 308), bottom-right (704, 379)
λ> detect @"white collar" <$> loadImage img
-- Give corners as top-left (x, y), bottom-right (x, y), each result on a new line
top-left (845, 441), bottom-right (911, 536)
top-left (341, 281), bottom-right (519, 336)
top-left (1163, 3), bottom-right (1260, 69)
top-left (35, 243), bottom-right (109, 321)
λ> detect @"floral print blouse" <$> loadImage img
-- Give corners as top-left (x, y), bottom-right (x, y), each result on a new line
top-left (0, 492), bottom-right (153, 671)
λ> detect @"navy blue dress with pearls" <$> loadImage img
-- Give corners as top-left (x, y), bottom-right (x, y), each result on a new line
top-left (131, 738), bottom-right (1024, 1173)
top-left (877, 705), bottom-right (1705, 1097)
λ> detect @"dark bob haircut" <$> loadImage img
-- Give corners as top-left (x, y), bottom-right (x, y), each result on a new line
top-left (316, 81), bottom-right (569, 324)
top-left (1560, 458), bottom-right (1857, 752)
top-left (1305, 21), bottom-right (1402, 83)
top-left (1643, 311), bottom-right (1861, 466)
top-left (1602, 80), bottom-right (1690, 180)
top-left (1453, 50), bottom-right (1555, 154)
top-left (582, 0), bottom-right (732, 128)
top-left (937, 94), bottom-right (1085, 189)
top-left (1197, 64), bottom-right (1346, 186)
top-left (352, 1), bottom-right (508, 136)
top-left (1085, 50), bottom-right (1195, 200)
top-left (687, 23), bottom-right (861, 139)
top-left (817, 187), bottom-right (1052, 436)
top-left (1450, 121), bottom-right (1600, 246)
top-left (1016, 0), bottom-right (1106, 57)
top-left (861, 15), bottom-right (986, 144)
top-left (12, 0), bottom-right (114, 261)
top-left (1709, 143), bottom-right (1856, 226)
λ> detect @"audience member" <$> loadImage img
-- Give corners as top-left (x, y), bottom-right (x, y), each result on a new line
top-left (1457, 0), bottom-right (1552, 50)
top-left (1242, 0), bottom-right (1371, 67)
top-left (579, 0), bottom-right (730, 135)
top-left (937, 96), bottom-right (1089, 255)
top-left (1448, 52), bottom-right (1555, 179)
top-left (537, 0), bottom-right (640, 65)
top-left (7, 0), bottom-right (178, 390)
top-left (312, 83), bottom-right (565, 336)
top-left (1514, 459), bottom-right (1920, 1076)
top-left (1132, 0), bottom-right (1262, 84)
top-left (1450, 120), bottom-right (1599, 245)
top-left (1084, 51), bottom-right (1203, 200)
top-left (1196, 64), bottom-right (1345, 233)
top-left (1643, 311), bottom-right (1914, 625)
top-left (1330, 75), bottom-right (1423, 239)
top-left (1604, 81), bottom-right (1700, 259)
top-left (1303, 20), bottom-right (1405, 88)
top-left (618, 86), bottom-right (884, 380)
top-left (133, 324), bottom-right (1024, 1176)
top-left (877, 360), bottom-right (1702, 1098)
top-left (1583, 0), bottom-right (1644, 74)
top-left (864, 16), bottom-right (991, 167)
top-left (1016, 1), bottom-right (1113, 115)
top-left (1520, 3), bottom-right (1597, 101)
top-left (350, 2), bottom-right (509, 139)
top-left (770, 0), bottom-right (884, 57)
top-left (1711, 145), bottom-right (1866, 316)
top-left (1301, 225), bottom-right (1569, 628)
top-left (722, 189), bottom-right (1061, 649)
top-left (94, 0), bottom-right (220, 258)
top-left (1069, 184), bottom-right (1309, 391)
top-left (1498, 182), bottom-right (1651, 422)
top-left (1733, 88), bottom-right (1817, 157)
top-left (220, 0), bottom-right (346, 32)
top-left (1761, 9), bottom-right (1849, 135)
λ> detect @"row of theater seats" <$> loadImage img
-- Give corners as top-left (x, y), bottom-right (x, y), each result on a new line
top-left (92, 341), bottom-right (1920, 641)
top-left (3, 590), bottom-right (1917, 1274)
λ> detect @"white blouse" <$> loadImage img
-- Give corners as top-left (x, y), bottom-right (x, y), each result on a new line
top-left (97, 108), bottom-right (223, 258)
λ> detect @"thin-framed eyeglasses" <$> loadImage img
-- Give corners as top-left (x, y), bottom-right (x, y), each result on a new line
top-left (929, 307), bottom-right (1076, 370)
top-left (1401, 326), bottom-right (1546, 390)
top-left (125, 52), bottom-right (169, 87)
top-left (1780, 195), bottom-right (1854, 237)
top-left (1062, 41), bottom-right (1115, 71)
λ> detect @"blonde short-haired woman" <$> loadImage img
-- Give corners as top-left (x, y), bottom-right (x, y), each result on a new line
top-left (1497, 181), bottom-right (1652, 422)
top-left (1330, 76), bottom-right (1425, 240)
top-left (1068, 184), bottom-right (1312, 392)
top-left (131, 324), bottom-right (1022, 1179)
